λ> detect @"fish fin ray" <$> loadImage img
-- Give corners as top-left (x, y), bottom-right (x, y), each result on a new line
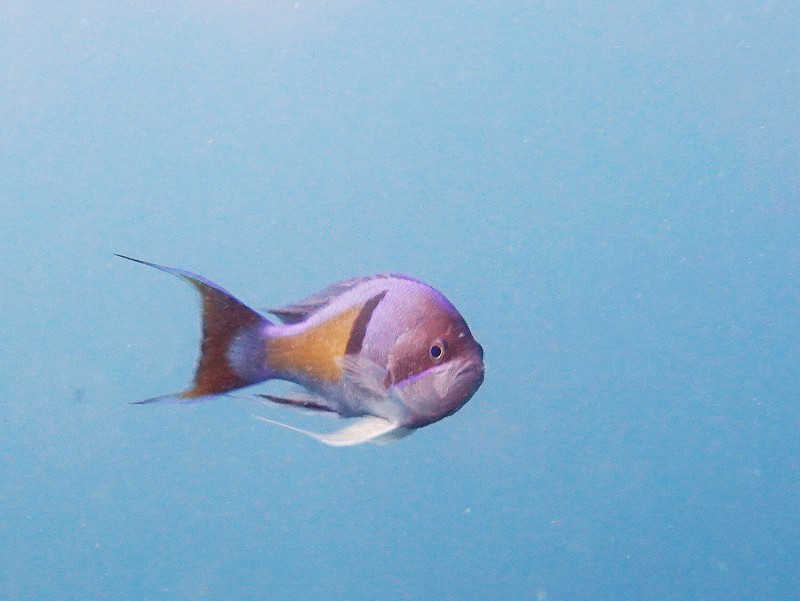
top-left (253, 414), bottom-right (401, 446)
top-left (267, 275), bottom-right (398, 324)
top-left (131, 393), bottom-right (183, 405)
top-left (130, 392), bottom-right (228, 405)
top-left (256, 392), bottom-right (336, 413)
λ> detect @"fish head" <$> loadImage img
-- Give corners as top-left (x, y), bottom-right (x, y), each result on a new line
top-left (387, 292), bottom-right (484, 427)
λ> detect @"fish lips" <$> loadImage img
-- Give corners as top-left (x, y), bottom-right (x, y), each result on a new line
top-left (396, 353), bottom-right (485, 428)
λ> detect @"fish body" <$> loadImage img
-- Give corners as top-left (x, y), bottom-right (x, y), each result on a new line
top-left (118, 256), bottom-right (485, 446)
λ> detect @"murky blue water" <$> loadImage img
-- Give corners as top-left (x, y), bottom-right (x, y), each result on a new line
top-left (1, 3), bottom-right (798, 600)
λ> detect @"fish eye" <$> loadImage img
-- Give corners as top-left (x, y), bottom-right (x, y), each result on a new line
top-left (429, 339), bottom-right (446, 361)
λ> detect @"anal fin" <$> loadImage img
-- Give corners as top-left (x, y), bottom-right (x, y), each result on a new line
top-left (256, 392), bottom-right (335, 413)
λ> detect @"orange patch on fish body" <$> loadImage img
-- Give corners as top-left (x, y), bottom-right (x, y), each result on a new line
top-left (266, 305), bottom-right (363, 383)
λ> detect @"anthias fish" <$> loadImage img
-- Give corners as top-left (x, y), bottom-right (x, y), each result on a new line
top-left (118, 255), bottom-right (484, 446)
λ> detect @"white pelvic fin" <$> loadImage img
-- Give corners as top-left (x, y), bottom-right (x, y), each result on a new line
top-left (252, 414), bottom-right (402, 447)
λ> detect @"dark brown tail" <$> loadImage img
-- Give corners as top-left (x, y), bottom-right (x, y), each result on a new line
top-left (117, 255), bottom-right (272, 402)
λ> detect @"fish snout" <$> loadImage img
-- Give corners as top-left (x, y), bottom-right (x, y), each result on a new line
top-left (448, 355), bottom-right (484, 403)
top-left (424, 354), bottom-right (484, 421)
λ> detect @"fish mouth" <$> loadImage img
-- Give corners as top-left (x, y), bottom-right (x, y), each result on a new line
top-left (434, 355), bottom-right (485, 414)
top-left (445, 357), bottom-right (483, 391)
top-left (394, 353), bottom-right (485, 427)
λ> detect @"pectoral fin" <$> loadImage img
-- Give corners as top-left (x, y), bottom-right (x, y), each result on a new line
top-left (252, 414), bottom-right (402, 446)
top-left (337, 354), bottom-right (389, 400)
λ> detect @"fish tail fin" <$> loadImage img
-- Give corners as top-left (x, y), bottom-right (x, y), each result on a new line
top-left (117, 255), bottom-right (274, 400)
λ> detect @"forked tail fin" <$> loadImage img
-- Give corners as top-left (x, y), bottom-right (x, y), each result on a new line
top-left (117, 255), bottom-right (273, 401)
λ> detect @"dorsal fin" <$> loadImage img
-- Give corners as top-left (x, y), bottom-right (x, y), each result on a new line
top-left (267, 274), bottom-right (395, 324)
top-left (265, 291), bottom-right (387, 383)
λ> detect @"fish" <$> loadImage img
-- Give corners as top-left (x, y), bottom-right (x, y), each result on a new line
top-left (117, 255), bottom-right (485, 446)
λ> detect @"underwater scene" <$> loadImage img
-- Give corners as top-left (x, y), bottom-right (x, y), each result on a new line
top-left (1, 2), bottom-right (798, 600)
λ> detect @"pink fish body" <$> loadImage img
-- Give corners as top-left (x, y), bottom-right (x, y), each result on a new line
top-left (119, 256), bottom-right (485, 446)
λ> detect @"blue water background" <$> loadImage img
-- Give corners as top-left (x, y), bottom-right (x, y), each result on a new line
top-left (1, 2), bottom-right (798, 600)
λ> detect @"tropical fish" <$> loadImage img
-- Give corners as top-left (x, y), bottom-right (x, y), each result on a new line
top-left (118, 255), bottom-right (485, 446)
